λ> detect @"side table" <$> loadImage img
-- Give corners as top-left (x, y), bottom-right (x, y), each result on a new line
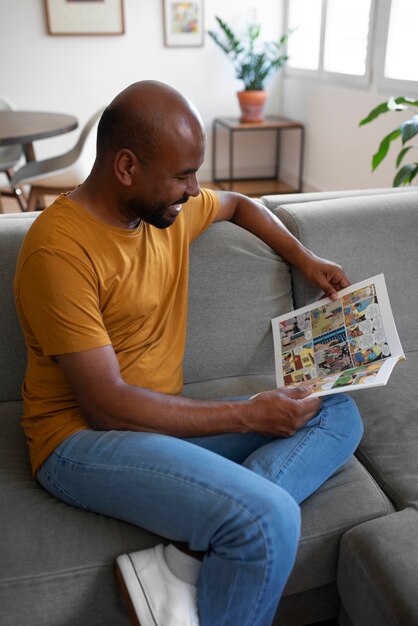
top-left (212, 116), bottom-right (304, 196)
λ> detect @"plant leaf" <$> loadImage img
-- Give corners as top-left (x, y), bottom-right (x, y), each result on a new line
top-left (393, 163), bottom-right (418, 186)
top-left (396, 144), bottom-right (418, 167)
top-left (387, 96), bottom-right (407, 111)
top-left (360, 97), bottom-right (418, 126)
top-left (372, 129), bottom-right (401, 170)
top-left (400, 114), bottom-right (418, 144)
top-left (396, 146), bottom-right (412, 167)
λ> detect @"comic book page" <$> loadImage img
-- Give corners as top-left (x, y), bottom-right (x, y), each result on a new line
top-left (271, 274), bottom-right (405, 397)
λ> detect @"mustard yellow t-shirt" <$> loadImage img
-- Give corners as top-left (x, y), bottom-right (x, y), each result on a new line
top-left (14, 189), bottom-right (220, 474)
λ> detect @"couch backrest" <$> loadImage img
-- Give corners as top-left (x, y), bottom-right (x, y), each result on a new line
top-left (0, 213), bottom-right (38, 401)
top-left (1, 212), bottom-right (293, 402)
top-left (183, 221), bottom-right (293, 385)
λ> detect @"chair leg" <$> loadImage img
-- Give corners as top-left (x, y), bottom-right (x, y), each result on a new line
top-left (27, 188), bottom-right (41, 212)
top-left (5, 170), bottom-right (28, 211)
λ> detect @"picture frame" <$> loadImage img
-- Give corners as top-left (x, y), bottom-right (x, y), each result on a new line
top-left (163, 0), bottom-right (204, 47)
top-left (45, 0), bottom-right (125, 36)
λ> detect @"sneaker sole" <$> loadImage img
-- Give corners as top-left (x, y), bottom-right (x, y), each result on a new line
top-left (115, 554), bottom-right (158, 626)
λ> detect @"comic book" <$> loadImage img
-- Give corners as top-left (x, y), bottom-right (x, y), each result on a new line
top-left (271, 274), bottom-right (405, 397)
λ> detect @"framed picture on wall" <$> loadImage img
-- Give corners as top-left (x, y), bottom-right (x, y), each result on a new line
top-left (45, 0), bottom-right (125, 36)
top-left (163, 0), bottom-right (204, 47)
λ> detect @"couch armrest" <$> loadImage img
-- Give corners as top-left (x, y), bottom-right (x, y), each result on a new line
top-left (265, 190), bottom-right (418, 351)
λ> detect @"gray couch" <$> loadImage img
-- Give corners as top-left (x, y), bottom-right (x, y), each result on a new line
top-left (1, 187), bottom-right (418, 626)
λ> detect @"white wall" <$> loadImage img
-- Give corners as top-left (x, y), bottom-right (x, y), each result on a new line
top-left (1, 2), bottom-right (412, 191)
top-left (0, 0), bottom-right (284, 181)
top-left (281, 77), bottom-right (415, 191)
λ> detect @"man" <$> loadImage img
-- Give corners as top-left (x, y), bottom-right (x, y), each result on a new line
top-left (14, 81), bottom-right (363, 626)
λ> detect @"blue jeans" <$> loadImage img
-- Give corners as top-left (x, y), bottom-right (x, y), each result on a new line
top-left (37, 394), bottom-right (363, 626)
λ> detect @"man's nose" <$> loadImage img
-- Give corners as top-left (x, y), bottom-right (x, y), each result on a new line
top-left (187, 174), bottom-right (200, 197)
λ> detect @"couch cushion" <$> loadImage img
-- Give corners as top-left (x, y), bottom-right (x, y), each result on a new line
top-left (352, 349), bottom-right (418, 510)
top-left (0, 213), bottom-right (38, 402)
top-left (184, 220), bottom-right (293, 386)
top-left (283, 456), bottom-right (393, 597)
top-left (337, 508), bottom-right (418, 626)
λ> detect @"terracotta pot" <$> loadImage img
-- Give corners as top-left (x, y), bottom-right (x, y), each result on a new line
top-left (237, 90), bottom-right (268, 123)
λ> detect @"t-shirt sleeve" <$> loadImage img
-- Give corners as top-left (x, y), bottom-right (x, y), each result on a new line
top-left (16, 248), bottom-right (111, 356)
top-left (182, 188), bottom-right (220, 242)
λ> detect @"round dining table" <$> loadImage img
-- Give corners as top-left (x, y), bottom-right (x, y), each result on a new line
top-left (0, 110), bottom-right (78, 161)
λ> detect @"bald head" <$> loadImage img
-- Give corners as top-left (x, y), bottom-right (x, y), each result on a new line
top-left (96, 81), bottom-right (205, 165)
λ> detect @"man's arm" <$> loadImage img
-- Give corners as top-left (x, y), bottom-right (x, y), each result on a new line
top-left (56, 345), bottom-right (321, 435)
top-left (213, 191), bottom-right (350, 301)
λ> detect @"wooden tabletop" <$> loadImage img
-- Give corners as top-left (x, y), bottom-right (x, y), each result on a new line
top-left (0, 111), bottom-right (78, 146)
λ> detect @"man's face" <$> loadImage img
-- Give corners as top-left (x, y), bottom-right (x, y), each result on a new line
top-left (125, 127), bottom-right (205, 229)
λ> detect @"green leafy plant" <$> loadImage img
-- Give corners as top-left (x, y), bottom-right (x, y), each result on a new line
top-left (207, 15), bottom-right (290, 91)
top-left (360, 96), bottom-right (418, 186)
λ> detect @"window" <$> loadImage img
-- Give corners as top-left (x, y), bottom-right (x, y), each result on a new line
top-left (286, 0), bottom-right (322, 71)
top-left (384, 0), bottom-right (418, 82)
top-left (323, 0), bottom-right (372, 76)
top-left (285, 0), bottom-right (418, 90)
top-left (285, 0), bottom-right (373, 81)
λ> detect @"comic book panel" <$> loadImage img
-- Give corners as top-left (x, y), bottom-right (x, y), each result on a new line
top-left (343, 296), bottom-right (380, 327)
top-left (315, 342), bottom-right (354, 375)
top-left (313, 327), bottom-right (347, 353)
top-left (353, 361), bottom-right (386, 385)
top-left (281, 330), bottom-right (312, 352)
top-left (342, 283), bottom-right (377, 307)
top-left (331, 370), bottom-right (360, 389)
top-left (279, 312), bottom-right (311, 340)
top-left (331, 361), bottom-right (384, 389)
top-left (285, 372), bottom-right (338, 392)
top-left (310, 302), bottom-right (344, 338)
top-left (282, 350), bottom-right (304, 375)
top-left (297, 343), bottom-right (315, 368)
top-left (284, 368), bottom-right (316, 385)
top-left (347, 321), bottom-right (389, 354)
top-left (352, 345), bottom-right (386, 367)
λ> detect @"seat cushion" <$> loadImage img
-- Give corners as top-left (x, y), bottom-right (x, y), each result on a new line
top-left (337, 508), bottom-right (418, 626)
top-left (0, 401), bottom-right (160, 626)
top-left (283, 455), bottom-right (393, 597)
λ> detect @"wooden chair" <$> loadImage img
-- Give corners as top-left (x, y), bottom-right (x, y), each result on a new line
top-left (12, 107), bottom-right (104, 211)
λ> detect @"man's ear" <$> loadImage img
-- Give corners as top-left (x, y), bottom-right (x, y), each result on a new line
top-left (114, 149), bottom-right (139, 187)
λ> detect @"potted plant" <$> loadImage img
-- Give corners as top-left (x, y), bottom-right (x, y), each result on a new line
top-left (208, 15), bottom-right (290, 123)
top-left (360, 96), bottom-right (418, 186)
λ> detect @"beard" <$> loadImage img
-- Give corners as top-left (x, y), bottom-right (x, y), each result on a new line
top-left (127, 194), bottom-right (189, 229)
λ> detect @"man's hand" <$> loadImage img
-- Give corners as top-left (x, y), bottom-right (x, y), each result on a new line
top-left (246, 386), bottom-right (322, 437)
top-left (300, 252), bottom-right (350, 301)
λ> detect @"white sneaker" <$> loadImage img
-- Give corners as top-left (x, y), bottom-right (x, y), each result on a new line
top-left (116, 544), bottom-right (200, 626)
